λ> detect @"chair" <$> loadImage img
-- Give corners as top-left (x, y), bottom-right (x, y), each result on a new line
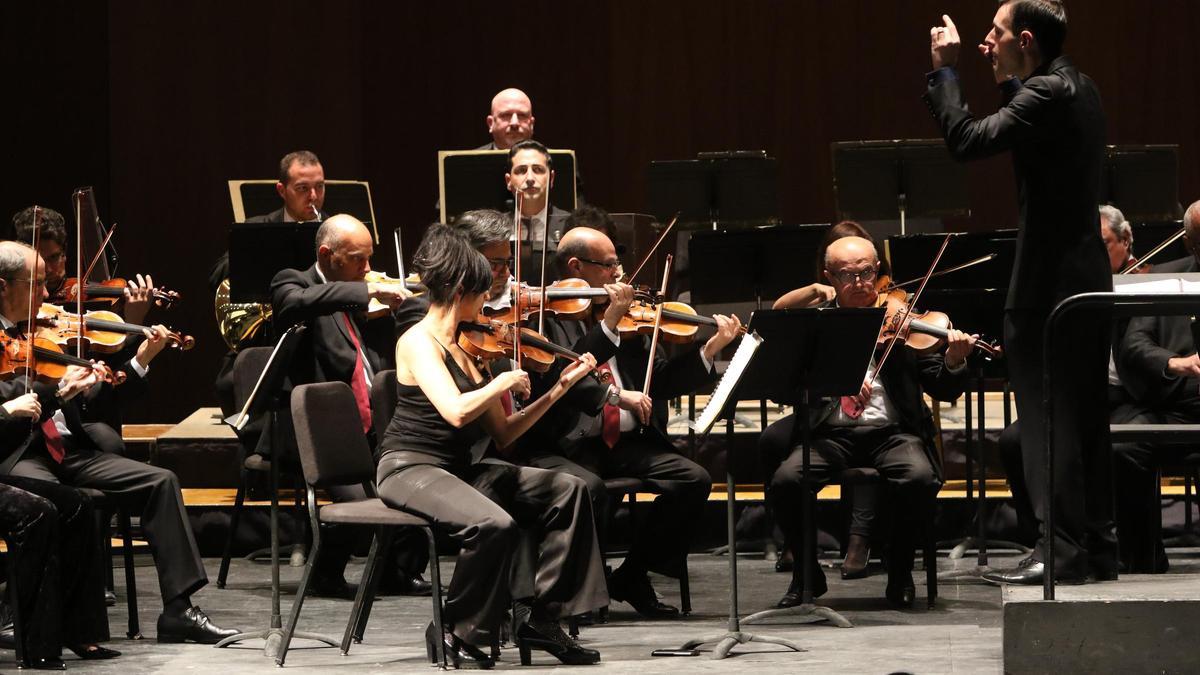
top-left (277, 381), bottom-right (443, 667)
top-left (1, 534), bottom-right (28, 668)
top-left (838, 467), bottom-right (937, 608)
top-left (81, 488), bottom-right (142, 638)
top-left (217, 347), bottom-right (308, 588)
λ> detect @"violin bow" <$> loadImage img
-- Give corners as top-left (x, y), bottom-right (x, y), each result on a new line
top-left (642, 254), bottom-right (673, 395)
top-left (393, 226), bottom-right (406, 280)
top-left (625, 212), bottom-right (680, 287)
top-left (24, 207), bottom-right (42, 396)
top-left (1120, 226), bottom-right (1184, 274)
top-left (887, 253), bottom-right (996, 290)
top-left (536, 205), bottom-right (550, 336)
top-left (870, 232), bottom-right (954, 387)
top-left (511, 190), bottom-right (523, 371)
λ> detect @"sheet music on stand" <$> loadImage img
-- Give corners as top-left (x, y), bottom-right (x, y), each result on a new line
top-left (690, 331), bottom-right (764, 436)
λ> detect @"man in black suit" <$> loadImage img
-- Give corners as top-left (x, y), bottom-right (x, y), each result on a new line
top-left (760, 236), bottom-right (974, 608)
top-left (270, 214), bottom-right (432, 597)
top-left (1114, 200), bottom-right (1200, 572)
top-left (925, 1), bottom-right (1113, 584)
top-left (506, 140), bottom-right (570, 280)
top-left (519, 226), bottom-right (741, 618)
top-left (0, 241), bottom-right (238, 645)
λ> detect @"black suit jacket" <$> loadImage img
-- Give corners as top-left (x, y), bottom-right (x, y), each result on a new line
top-left (270, 264), bottom-right (396, 390)
top-left (1117, 256), bottom-right (1200, 406)
top-left (925, 56), bottom-right (1110, 310)
top-left (525, 316), bottom-right (714, 456)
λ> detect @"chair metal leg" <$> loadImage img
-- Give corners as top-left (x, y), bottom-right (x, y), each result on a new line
top-left (276, 533), bottom-right (320, 667)
top-left (217, 469), bottom-right (249, 588)
top-left (6, 542), bottom-right (28, 669)
top-left (102, 509), bottom-right (115, 593)
top-left (343, 529), bottom-right (390, 653)
top-left (925, 499), bottom-right (938, 609)
top-left (118, 509), bottom-right (141, 639)
top-left (425, 527), bottom-right (446, 669)
top-left (679, 556), bottom-right (692, 615)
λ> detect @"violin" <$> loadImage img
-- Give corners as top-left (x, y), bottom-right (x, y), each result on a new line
top-left (53, 277), bottom-right (181, 309)
top-left (0, 333), bottom-right (125, 386)
top-left (612, 298), bottom-right (743, 344)
top-left (874, 289), bottom-right (1002, 359)
top-left (457, 317), bottom-right (611, 383)
top-left (485, 278), bottom-right (616, 323)
top-left (364, 271), bottom-right (425, 318)
top-left (36, 304), bottom-right (195, 353)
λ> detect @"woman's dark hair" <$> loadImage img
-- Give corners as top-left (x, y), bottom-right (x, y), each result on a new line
top-left (412, 223), bottom-right (491, 306)
top-left (814, 221), bottom-right (891, 280)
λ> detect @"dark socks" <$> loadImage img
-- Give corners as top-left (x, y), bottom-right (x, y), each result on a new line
top-left (163, 594), bottom-right (191, 617)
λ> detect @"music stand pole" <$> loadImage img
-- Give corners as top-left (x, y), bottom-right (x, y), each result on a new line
top-left (215, 327), bottom-right (337, 657)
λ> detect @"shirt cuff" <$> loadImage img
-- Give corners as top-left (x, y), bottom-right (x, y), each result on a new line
top-left (945, 358), bottom-right (968, 374)
top-left (600, 321), bottom-right (620, 347)
top-left (129, 358), bottom-right (150, 378)
top-left (926, 66), bottom-right (958, 87)
top-left (699, 350), bottom-right (715, 373)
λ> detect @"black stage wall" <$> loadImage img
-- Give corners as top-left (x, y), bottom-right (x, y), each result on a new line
top-left (3, 1), bottom-right (1198, 424)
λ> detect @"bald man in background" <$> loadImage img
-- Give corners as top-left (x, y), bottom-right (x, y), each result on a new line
top-left (478, 87), bottom-right (584, 202)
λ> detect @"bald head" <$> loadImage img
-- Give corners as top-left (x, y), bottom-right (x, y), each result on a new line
top-left (487, 88), bottom-right (535, 150)
top-left (556, 227), bottom-right (619, 285)
top-left (1186, 200), bottom-right (1200, 238)
top-left (825, 236), bottom-right (878, 270)
top-left (315, 214), bottom-right (374, 282)
top-left (823, 236), bottom-right (880, 308)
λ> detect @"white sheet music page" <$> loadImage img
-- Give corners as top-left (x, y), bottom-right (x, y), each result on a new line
top-left (691, 331), bottom-right (764, 436)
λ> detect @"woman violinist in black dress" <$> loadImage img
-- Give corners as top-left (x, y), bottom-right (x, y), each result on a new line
top-left (377, 224), bottom-right (607, 669)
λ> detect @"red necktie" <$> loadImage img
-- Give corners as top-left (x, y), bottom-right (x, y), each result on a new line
top-left (840, 396), bottom-right (865, 419)
top-left (597, 363), bottom-right (621, 448)
top-left (501, 391), bottom-right (514, 416)
top-left (42, 419), bottom-right (66, 463)
top-left (342, 314), bottom-right (373, 434)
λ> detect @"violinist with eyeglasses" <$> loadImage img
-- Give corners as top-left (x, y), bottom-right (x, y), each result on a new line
top-left (0, 240), bottom-right (239, 646)
top-left (758, 236), bottom-right (975, 609)
top-left (517, 225), bottom-right (741, 620)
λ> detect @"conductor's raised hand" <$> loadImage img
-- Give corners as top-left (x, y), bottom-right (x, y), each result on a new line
top-left (930, 14), bottom-right (961, 69)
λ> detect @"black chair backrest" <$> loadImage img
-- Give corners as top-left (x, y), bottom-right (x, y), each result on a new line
top-left (232, 347), bottom-right (273, 412)
top-left (291, 382), bottom-right (377, 488)
top-left (370, 369), bottom-right (398, 442)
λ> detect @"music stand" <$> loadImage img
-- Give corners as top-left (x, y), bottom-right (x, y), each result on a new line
top-left (437, 149), bottom-right (577, 223)
top-left (832, 139), bottom-right (969, 235)
top-left (689, 224), bottom-right (829, 306)
top-left (228, 222), bottom-right (320, 304)
top-left (215, 326), bottom-right (338, 657)
top-left (647, 152), bottom-right (779, 230)
top-left (228, 180), bottom-right (380, 243)
top-left (1102, 145), bottom-right (1181, 222)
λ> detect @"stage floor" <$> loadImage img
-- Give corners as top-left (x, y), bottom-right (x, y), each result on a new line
top-left (49, 550), bottom-right (1200, 673)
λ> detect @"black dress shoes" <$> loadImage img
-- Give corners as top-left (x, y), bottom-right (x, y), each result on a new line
top-left (156, 606), bottom-right (240, 644)
top-left (981, 557), bottom-right (1088, 586)
top-left (424, 622), bottom-right (494, 670)
top-left (68, 644), bottom-right (122, 659)
top-left (607, 569), bottom-right (679, 618)
top-left (105, 590), bottom-right (117, 607)
top-left (885, 570), bottom-right (916, 608)
top-left (775, 569), bottom-right (828, 608)
top-left (28, 657), bottom-right (65, 670)
top-left (307, 573), bottom-right (358, 600)
top-left (379, 572), bottom-right (433, 596)
top-left (517, 619), bottom-right (601, 665)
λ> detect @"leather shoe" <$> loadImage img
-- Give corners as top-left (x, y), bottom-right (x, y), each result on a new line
top-left (28, 657), bottom-right (65, 670)
top-left (425, 622), bottom-right (494, 669)
top-left (607, 569), bottom-right (678, 619)
top-left (307, 573), bottom-right (358, 600)
top-left (775, 568), bottom-right (828, 608)
top-left (156, 606), bottom-right (239, 644)
top-left (517, 619), bottom-right (600, 665)
top-left (68, 644), bottom-right (122, 659)
top-left (105, 590), bottom-right (117, 607)
top-left (380, 572), bottom-right (433, 596)
top-left (841, 534), bottom-right (871, 580)
top-left (885, 570), bottom-right (915, 608)
top-left (981, 557), bottom-right (1087, 586)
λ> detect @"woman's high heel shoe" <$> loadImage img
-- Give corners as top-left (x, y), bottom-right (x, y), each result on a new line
top-left (516, 619), bottom-right (600, 666)
top-left (425, 622), bottom-right (495, 670)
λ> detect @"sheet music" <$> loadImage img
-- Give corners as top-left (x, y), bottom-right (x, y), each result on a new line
top-left (690, 331), bottom-right (764, 436)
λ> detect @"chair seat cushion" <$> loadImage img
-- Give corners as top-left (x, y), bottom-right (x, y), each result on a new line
top-left (320, 498), bottom-right (432, 527)
top-left (840, 467), bottom-right (881, 484)
top-left (244, 454), bottom-right (271, 471)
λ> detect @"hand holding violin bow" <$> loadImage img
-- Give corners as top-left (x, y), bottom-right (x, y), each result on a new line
top-left (2, 392), bottom-right (41, 420)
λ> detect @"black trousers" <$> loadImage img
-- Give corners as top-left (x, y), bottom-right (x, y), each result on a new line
top-left (376, 458), bottom-right (606, 647)
top-left (12, 424), bottom-right (207, 603)
top-left (529, 433), bottom-right (711, 579)
top-left (762, 420), bottom-right (938, 582)
top-left (1004, 309), bottom-right (1115, 574)
top-left (0, 474), bottom-right (108, 660)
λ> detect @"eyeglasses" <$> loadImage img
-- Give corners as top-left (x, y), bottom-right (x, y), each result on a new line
top-left (830, 265), bottom-right (878, 285)
top-left (487, 257), bottom-right (513, 271)
top-left (578, 257), bottom-right (621, 271)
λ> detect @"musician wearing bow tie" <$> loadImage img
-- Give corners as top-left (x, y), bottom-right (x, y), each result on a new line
top-left (759, 236), bottom-right (974, 608)
top-left (519, 226), bottom-right (740, 618)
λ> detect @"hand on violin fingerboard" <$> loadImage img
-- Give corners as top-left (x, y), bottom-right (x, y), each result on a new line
top-left (1167, 354), bottom-right (1200, 379)
top-left (59, 365), bottom-right (102, 400)
top-left (367, 282), bottom-right (411, 308)
top-left (123, 274), bottom-right (156, 325)
top-left (701, 314), bottom-right (743, 363)
top-left (601, 283), bottom-right (634, 332)
top-left (134, 325), bottom-right (173, 369)
top-left (943, 328), bottom-right (978, 369)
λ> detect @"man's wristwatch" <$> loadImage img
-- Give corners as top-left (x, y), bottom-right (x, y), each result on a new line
top-left (606, 385), bottom-right (621, 407)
